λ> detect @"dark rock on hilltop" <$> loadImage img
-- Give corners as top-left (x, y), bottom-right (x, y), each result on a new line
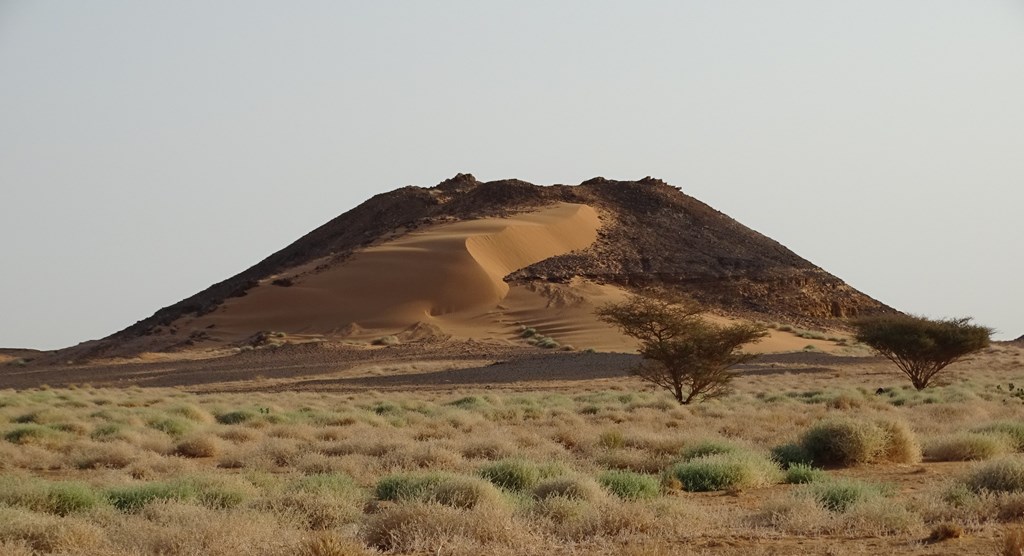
top-left (69, 174), bottom-right (892, 358)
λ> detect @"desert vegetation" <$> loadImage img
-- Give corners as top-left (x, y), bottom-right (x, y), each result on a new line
top-left (597, 293), bottom-right (767, 404)
top-left (853, 314), bottom-right (993, 390)
top-left (0, 351), bottom-right (1023, 555)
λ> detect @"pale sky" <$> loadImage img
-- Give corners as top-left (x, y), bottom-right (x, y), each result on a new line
top-left (1, 1), bottom-right (1022, 350)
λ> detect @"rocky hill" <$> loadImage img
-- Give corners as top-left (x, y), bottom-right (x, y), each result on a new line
top-left (65, 174), bottom-right (892, 358)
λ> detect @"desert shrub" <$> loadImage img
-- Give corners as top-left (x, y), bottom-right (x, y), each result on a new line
top-left (532, 477), bottom-right (605, 502)
top-left (446, 396), bottom-right (488, 410)
top-left (771, 442), bottom-right (814, 469)
top-left (598, 429), bottom-right (625, 449)
top-left (964, 457), bottom-right (1024, 493)
top-left (925, 432), bottom-right (1013, 461)
top-left (361, 502), bottom-right (518, 553)
top-left (598, 470), bottom-right (660, 500)
top-left (680, 439), bottom-right (739, 461)
top-left (799, 418), bottom-right (920, 466)
top-left (429, 476), bottom-right (502, 509)
top-left (784, 464), bottom-right (827, 484)
top-left (975, 422), bottom-right (1024, 451)
top-left (89, 422), bottom-right (130, 441)
top-left (479, 459), bottom-right (541, 491)
top-left (147, 416), bottom-right (192, 436)
top-left (106, 476), bottom-right (250, 512)
top-left (216, 410), bottom-right (256, 425)
top-left (290, 473), bottom-right (358, 495)
top-left (4, 424), bottom-right (58, 445)
top-left (175, 434), bottom-right (222, 458)
top-left (371, 335), bottom-right (399, 346)
top-left (43, 482), bottom-right (100, 516)
top-left (0, 476), bottom-right (100, 515)
top-left (853, 314), bottom-right (991, 390)
top-left (106, 481), bottom-right (194, 512)
top-left (667, 451), bottom-right (782, 492)
top-left (804, 478), bottom-right (891, 512)
top-left (374, 473), bottom-right (446, 502)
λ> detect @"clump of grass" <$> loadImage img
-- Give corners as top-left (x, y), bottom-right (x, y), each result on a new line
top-left (680, 439), bottom-right (739, 461)
top-left (175, 434), bottom-right (222, 458)
top-left (598, 470), bottom-right (659, 500)
top-left (215, 410), bottom-right (256, 425)
top-left (4, 425), bottom-right (59, 445)
top-left (445, 396), bottom-right (488, 410)
top-left (532, 476), bottom-right (605, 502)
top-left (974, 422), bottom-right (1024, 451)
top-left (0, 476), bottom-right (100, 515)
top-left (924, 432), bottom-right (1013, 461)
top-left (771, 442), bottom-right (814, 469)
top-left (106, 476), bottom-right (251, 512)
top-left (667, 451), bottom-right (782, 492)
top-left (799, 418), bottom-right (920, 466)
top-left (803, 478), bottom-right (891, 512)
top-left (479, 459), bottom-right (541, 491)
top-left (597, 429), bottom-right (625, 449)
top-left (147, 416), bottom-right (192, 436)
top-left (964, 456), bottom-right (1024, 493)
top-left (374, 473), bottom-right (499, 509)
top-left (784, 464), bottom-right (827, 484)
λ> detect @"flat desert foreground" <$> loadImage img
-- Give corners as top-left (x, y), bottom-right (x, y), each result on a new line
top-left (1, 342), bottom-right (1023, 555)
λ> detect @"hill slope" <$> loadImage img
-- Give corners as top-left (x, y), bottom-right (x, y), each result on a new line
top-left (66, 175), bottom-right (891, 358)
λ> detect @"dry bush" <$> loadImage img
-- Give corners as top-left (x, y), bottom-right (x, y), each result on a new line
top-left (69, 439), bottom-right (140, 469)
top-left (175, 434), bottom-right (223, 458)
top-left (965, 456), bottom-right (1024, 493)
top-left (361, 502), bottom-right (526, 553)
top-left (1003, 526), bottom-right (1024, 556)
top-left (299, 532), bottom-right (375, 556)
top-left (799, 418), bottom-right (921, 466)
top-left (924, 432), bottom-right (1013, 461)
top-left (0, 507), bottom-right (111, 554)
top-left (533, 477), bottom-right (606, 502)
top-left (459, 438), bottom-right (516, 460)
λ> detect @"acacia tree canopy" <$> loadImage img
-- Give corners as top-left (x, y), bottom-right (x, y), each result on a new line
top-left (597, 292), bottom-right (767, 404)
top-left (853, 314), bottom-right (992, 390)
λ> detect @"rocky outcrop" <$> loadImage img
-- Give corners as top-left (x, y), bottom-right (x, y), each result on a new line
top-left (71, 174), bottom-right (892, 357)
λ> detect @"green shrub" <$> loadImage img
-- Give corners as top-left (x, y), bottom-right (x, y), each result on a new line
top-left (783, 464), bottom-right (827, 484)
top-left (668, 451), bottom-right (782, 492)
top-left (446, 396), bottom-right (488, 410)
top-left (964, 456), bottom-right (1024, 493)
top-left (924, 432), bottom-right (1013, 461)
top-left (804, 478), bottom-right (890, 512)
top-left (598, 471), bottom-right (659, 500)
top-left (479, 459), bottom-right (541, 491)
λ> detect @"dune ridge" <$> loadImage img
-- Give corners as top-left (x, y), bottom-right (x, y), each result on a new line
top-left (191, 203), bottom-right (600, 341)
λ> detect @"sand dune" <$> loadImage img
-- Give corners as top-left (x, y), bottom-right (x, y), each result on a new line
top-left (189, 203), bottom-right (601, 341)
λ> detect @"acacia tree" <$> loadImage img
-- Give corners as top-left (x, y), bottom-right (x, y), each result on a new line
top-left (853, 314), bottom-right (992, 390)
top-left (596, 292), bottom-right (767, 404)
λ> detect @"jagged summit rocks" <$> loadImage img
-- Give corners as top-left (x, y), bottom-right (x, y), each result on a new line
top-left (72, 175), bottom-right (891, 358)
